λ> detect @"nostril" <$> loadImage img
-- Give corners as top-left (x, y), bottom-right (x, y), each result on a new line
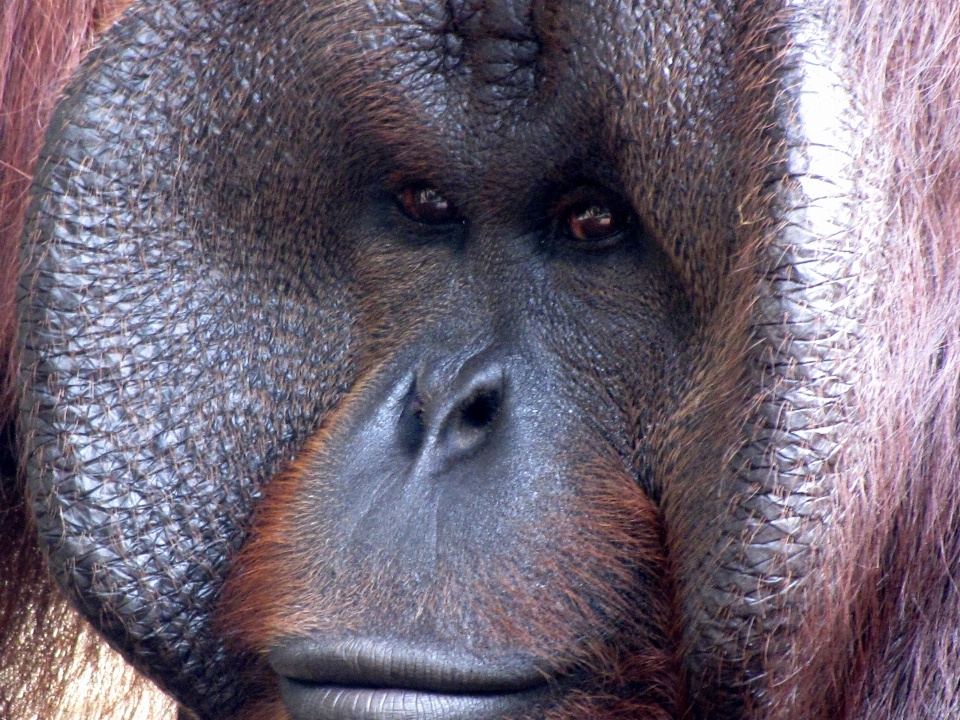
top-left (402, 358), bottom-right (506, 462)
top-left (398, 389), bottom-right (427, 454)
top-left (460, 389), bottom-right (500, 429)
top-left (411, 396), bottom-right (425, 421)
top-left (445, 382), bottom-right (503, 458)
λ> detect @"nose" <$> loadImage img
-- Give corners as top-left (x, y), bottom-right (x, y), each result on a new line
top-left (397, 354), bottom-right (506, 465)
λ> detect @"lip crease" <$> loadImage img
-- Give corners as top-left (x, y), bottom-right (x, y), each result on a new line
top-left (269, 638), bottom-right (552, 720)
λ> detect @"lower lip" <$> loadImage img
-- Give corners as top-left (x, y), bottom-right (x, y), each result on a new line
top-left (280, 680), bottom-right (545, 720)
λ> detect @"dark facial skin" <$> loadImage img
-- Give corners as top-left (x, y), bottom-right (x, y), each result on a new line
top-left (19, 0), bottom-right (787, 718)
top-left (221, 13), bottom-right (698, 711)
top-left (223, 158), bottom-right (695, 719)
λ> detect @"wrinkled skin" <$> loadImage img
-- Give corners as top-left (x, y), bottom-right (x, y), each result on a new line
top-left (18, 0), bottom-right (960, 718)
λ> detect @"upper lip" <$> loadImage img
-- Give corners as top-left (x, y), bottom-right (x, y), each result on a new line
top-left (269, 637), bottom-right (550, 694)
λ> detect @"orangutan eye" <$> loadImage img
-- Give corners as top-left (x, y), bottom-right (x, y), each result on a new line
top-left (558, 188), bottom-right (632, 248)
top-left (569, 203), bottom-right (615, 240)
top-left (398, 184), bottom-right (459, 224)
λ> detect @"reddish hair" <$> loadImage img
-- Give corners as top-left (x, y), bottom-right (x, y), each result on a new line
top-left (770, 2), bottom-right (960, 717)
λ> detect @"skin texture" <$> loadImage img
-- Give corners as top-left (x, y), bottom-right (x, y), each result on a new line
top-left (2, 1), bottom-right (960, 719)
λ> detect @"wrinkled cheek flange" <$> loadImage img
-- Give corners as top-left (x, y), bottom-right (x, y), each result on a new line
top-left (20, 153), bottom-right (266, 717)
top-left (17, 0), bottom-right (355, 716)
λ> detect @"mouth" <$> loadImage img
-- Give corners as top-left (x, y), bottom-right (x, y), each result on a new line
top-left (269, 638), bottom-right (552, 720)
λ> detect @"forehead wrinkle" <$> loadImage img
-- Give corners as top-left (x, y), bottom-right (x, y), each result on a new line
top-left (362, 0), bottom-right (555, 131)
top-left (330, 1), bottom-right (602, 198)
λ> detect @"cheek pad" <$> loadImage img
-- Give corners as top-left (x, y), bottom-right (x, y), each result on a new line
top-left (18, 0), bottom-right (354, 714)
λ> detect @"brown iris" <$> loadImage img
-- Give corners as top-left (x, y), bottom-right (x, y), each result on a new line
top-left (569, 203), bottom-right (616, 241)
top-left (559, 188), bottom-right (630, 247)
top-left (399, 184), bottom-right (458, 224)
